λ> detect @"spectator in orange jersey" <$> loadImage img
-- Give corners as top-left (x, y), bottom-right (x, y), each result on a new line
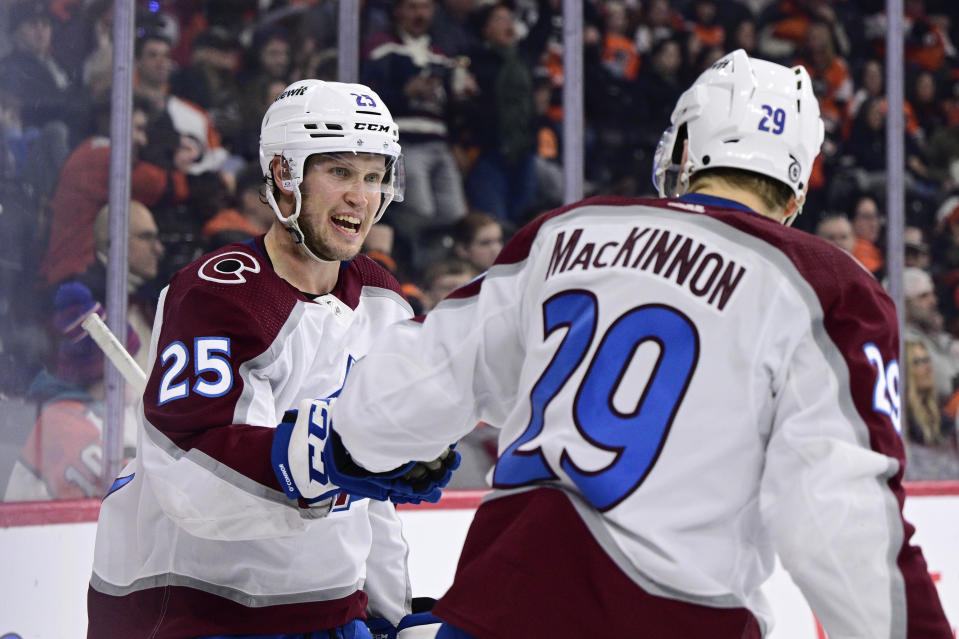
top-left (758, 0), bottom-right (850, 62)
top-left (601, 1), bottom-right (640, 82)
top-left (3, 282), bottom-right (141, 501)
top-left (685, 0), bottom-right (724, 51)
top-left (795, 21), bottom-right (852, 136)
top-left (904, 0), bottom-right (952, 73)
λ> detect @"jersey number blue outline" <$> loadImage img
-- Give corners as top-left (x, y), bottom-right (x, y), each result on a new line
top-left (493, 290), bottom-right (700, 510)
top-left (863, 343), bottom-right (901, 434)
top-left (158, 337), bottom-right (234, 405)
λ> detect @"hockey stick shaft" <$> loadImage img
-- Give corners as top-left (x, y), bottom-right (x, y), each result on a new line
top-left (81, 313), bottom-right (147, 394)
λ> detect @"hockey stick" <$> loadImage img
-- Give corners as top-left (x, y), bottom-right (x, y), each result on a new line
top-left (81, 312), bottom-right (147, 394)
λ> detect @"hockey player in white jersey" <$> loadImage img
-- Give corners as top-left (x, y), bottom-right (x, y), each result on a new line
top-left (327, 49), bottom-right (953, 637)
top-left (87, 80), bottom-right (455, 639)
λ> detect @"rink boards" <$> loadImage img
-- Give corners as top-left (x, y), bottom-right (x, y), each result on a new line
top-left (0, 485), bottom-right (956, 639)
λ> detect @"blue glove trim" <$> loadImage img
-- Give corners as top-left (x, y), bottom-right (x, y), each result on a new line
top-left (366, 616), bottom-right (396, 639)
top-left (270, 419), bottom-right (301, 500)
top-left (397, 612), bottom-right (442, 631)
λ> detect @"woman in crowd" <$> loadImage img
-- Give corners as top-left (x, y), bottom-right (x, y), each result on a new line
top-left (903, 340), bottom-right (959, 480)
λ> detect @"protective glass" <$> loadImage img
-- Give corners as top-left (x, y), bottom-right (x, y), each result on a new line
top-left (299, 152), bottom-right (405, 204)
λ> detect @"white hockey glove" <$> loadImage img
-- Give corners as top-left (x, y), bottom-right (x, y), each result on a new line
top-left (271, 398), bottom-right (460, 508)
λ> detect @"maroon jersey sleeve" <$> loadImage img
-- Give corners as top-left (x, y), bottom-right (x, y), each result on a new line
top-left (143, 244), bottom-right (301, 491)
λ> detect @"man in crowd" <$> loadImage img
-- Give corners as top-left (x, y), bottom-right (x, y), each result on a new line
top-left (79, 201), bottom-right (165, 373)
top-left (903, 266), bottom-right (959, 406)
top-left (815, 212), bottom-right (857, 255)
top-left (0, 1), bottom-right (86, 131)
top-left (361, 0), bottom-right (475, 241)
top-left (134, 31), bottom-right (229, 175)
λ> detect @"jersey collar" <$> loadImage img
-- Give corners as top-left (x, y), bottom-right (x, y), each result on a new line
top-left (679, 193), bottom-right (757, 214)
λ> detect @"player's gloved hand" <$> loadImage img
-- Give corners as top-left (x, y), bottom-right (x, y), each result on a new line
top-left (390, 447), bottom-right (460, 504)
top-left (328, 431), bottom-right (460, 504)
top-left (271, 398), bottom-right (460, 507)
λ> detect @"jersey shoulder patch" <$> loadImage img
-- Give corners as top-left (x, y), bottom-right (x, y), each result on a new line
top-left (163, 242), bottom-right (300, 347)
top-left (197, 249), bottom-right (262, 284)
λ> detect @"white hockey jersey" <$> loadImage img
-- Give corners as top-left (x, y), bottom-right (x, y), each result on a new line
top-left (332, 194), bottom-right (952, 638)
top-left (88, 239), bottom-right (415, 638)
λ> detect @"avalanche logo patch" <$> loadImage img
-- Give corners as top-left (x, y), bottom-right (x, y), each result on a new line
top-left (198, 251), bottom-right (261, 284)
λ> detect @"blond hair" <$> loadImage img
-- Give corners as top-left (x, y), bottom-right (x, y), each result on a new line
top-left (904, 341), bottom-right (945, 445)
top-left (688, 167), bottom-right (793, 215)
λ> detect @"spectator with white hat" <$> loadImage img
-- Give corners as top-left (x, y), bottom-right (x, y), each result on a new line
top-left (902, 266), bottom-right (959, 404)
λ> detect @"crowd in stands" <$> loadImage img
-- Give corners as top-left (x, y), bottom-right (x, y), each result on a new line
top-left (1, 0), bottom-right (958, 498)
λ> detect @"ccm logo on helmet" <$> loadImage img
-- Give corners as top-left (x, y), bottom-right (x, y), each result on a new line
top-left (198, 252), bottom-right (261, 284)
top-left (354, 123), bottom-right (391, 132)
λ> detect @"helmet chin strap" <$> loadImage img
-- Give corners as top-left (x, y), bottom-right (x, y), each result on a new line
top-left (265, 181), bottom-right (338, 264)
top-left (782, 192), bottom-right (805, 227)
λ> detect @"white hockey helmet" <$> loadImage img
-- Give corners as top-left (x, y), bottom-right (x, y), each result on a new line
top-left (653, 49), bottom-right (824, 221)
top-left (259, 79), bottom-right (404, 252)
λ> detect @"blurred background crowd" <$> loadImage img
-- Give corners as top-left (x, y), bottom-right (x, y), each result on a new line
top-left (0, 0), bottom-right (957, 499)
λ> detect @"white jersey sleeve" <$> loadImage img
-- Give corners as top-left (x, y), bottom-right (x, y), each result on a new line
top-left (334, 251), bottom-right (531, 472)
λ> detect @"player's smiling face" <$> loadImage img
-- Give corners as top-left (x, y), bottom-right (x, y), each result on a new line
top-left (298, 153), bottom-right (387, 261)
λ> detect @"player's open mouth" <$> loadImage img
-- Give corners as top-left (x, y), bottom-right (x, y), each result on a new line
top-left (332, 214), bottom-right (361, 233)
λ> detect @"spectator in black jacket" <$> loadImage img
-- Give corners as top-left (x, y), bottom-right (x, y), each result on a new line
top-left (0, 1), bottom-right (87, 135)
top-left (361, 0), bottom-right (475, 250)
top-left (461, 0), bottom-right (554, 225)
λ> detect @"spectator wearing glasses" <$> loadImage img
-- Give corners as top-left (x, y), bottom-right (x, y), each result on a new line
top-left (72, 201), bottom-right (165, 373)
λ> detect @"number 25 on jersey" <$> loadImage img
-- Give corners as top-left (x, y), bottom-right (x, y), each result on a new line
top-left (159, 337), bottom-right (234, 404)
